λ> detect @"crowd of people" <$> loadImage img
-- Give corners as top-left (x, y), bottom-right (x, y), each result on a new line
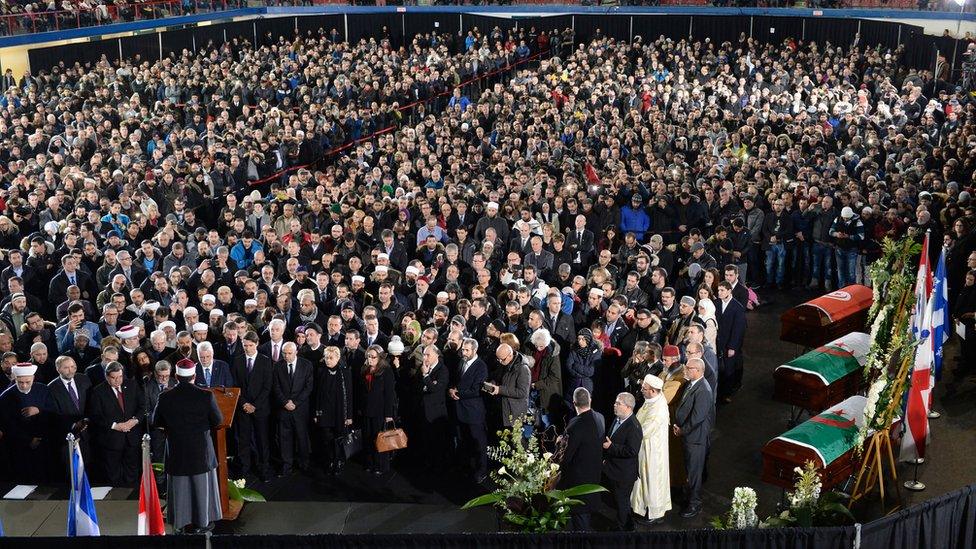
top-left (0, 17), bottom-right (973, 532)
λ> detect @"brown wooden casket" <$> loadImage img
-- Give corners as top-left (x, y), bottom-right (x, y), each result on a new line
top-left (762, 396), bottom-right (868, 490)
top-left (780, 285), bottom-right (873, 348)
top-left (772, 332), bottom-right (870, 414)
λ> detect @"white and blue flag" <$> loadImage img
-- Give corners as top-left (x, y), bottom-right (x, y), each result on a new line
top-left (930, 247), bottom-right (948, 381)
top-left (67, 436), bottom-right (100, 537)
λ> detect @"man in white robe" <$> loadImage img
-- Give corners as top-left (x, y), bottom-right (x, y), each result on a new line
top-left (630, 374), bottom-right (671, 524)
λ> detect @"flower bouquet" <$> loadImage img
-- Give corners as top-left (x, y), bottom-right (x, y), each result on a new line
top-left (461, 417), bottom-right (606, 533)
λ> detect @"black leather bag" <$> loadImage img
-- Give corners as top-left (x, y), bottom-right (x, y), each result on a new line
top-left (337, 428), bottom-right (363, 459)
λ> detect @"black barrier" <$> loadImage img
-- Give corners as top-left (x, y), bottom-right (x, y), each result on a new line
top-left (859, 484), bottom-right (976, 549)
top-left (25, 12), bottom-right (970, 75)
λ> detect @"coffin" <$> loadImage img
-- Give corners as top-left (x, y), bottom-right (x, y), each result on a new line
top-left (780, 285), bottom-right (873, 348)
top-left (761, 395), bottom-right (867, 490)
top-left (773, 332), bottom-right (870, 413)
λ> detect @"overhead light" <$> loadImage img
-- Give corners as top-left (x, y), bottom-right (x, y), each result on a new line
top-left (955, 0), bottom-right (966, 6)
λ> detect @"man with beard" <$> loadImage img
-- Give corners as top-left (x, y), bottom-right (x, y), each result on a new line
top-left (0, 363), bottom-right (54, 482)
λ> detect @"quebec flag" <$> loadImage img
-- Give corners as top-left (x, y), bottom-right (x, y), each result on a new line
top-left (931, 247), bottom-right (948, 382)
top-left (68, 438), bottom-right (100, 536)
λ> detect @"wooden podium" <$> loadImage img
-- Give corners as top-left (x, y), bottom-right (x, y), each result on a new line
top-left (208, 387), bottom-right (240, 519)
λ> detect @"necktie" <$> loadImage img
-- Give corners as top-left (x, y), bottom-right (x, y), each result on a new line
top-left (69, 274), bottom-right (76, 285)
top-left (288, 363), bottom-right (295, 378)
top-left (159, 383), bottom-right (165, 393)
top-left (116, 387), bottom-right (125, 411)
top-left (255, 217), bottom-right (262, 233)
top-left (610, 418), bottom-right (621, 437)
top-left (67, 380), bottom-right (79, 409)
top-left (247, 356), bottom-right (254, 373)
top-left (205, 367), bottom-right (212, 386)
top-left (273, 343), bottom-right (280, 362)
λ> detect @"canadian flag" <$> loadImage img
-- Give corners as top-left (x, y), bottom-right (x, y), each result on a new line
top-left (138, 438), bottom-right (165, 536)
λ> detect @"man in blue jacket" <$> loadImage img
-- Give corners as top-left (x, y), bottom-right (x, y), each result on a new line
top-left (620, 194), bottom-right (651, 242)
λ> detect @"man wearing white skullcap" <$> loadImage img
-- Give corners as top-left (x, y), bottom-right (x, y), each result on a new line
top-left (0, 362), bottom-right (53, 482)
top-left (631, 374), bottom-right (671, 523)
top-left (153, 357), bottom-right (224, 533)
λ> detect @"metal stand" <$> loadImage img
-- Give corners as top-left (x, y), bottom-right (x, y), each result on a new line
top-left (927, 409), bottom-right (942, 419)
top-left (903, 457), bottom-right (926, 491)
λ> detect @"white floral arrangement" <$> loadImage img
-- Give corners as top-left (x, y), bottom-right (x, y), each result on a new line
top-left (855, 236), bottom-right (921, 450)
top-left (787, 463), bottom-right (822, 508)
top-left (729, 487), bottom-right (759, 529)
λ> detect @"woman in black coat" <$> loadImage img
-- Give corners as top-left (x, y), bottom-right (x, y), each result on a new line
top-left (360, 345), bottom-right (396, 475)
top-left (313, 347), bottom-right (353, 475)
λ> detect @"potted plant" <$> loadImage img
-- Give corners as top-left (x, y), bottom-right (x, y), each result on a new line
top-left (461, 417), bottom-right (606, 533)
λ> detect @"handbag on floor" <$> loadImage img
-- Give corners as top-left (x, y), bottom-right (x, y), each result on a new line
top-left (338, 428), bottom-right (363, 459)
top-left (375, 421), bottom-right (408, 453)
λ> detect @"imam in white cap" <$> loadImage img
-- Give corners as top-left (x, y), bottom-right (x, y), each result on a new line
top-left (352, 275), bottom-right (365, 283)
top-left (159, 321), bottom-right (177, 331)
top-left (642, 374), bottom-right (664, 390)
top-left (11, 364), bottom-right (38, 377)
top-left (244, 299), bottom-right (257, 307)
top-left (375, 266), bottom-right (389, 274)
top-left (210, 309), bottom-right (224, 317)
top-left (192, 322), bottom-right (209, 332)
top-left (487, 201), bottom-right (499, 210)
top-left (841, 206), bottom-right (854, 218)
top-left (405, 266), bottom-right (420, 276)
top-left (202, 294), bottom-right (216, 304)
top-left (116, 325), bottom-right (140, 340)
top-left (183, 307), bottom-right (198, 317)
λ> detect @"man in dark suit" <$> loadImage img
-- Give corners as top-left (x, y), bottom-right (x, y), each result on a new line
top-left (48, 255), bottom-right (96, 309)
top-left (602, 391), bottom-right (642, 531)
top-left (714, 281), bottom-right (746, 403)
top-left (86, 361), bottom-right (145, 486)
top-left (152, 359), bottom-right (224, 533)
top-left (451, 338), bottom-right (488, 484)
top-left (142, 360), bottom-right (175, 464)
top-left (673, 358), bottom-right (714, 518)
top-left (232, 331), bottom-right (273, 480)
top-left (724, 264), bottom-right (750, 308)
top-left (558, 387), bottom-right (605, 531)
top-left (419, 344), bottom-right (449, 467)
top-left (214, 322), bottom-right (244, 365)
top-left (567, 214), bottom-right (595, 275)
top-left (543, 294), bottom-right (575, 350)
top-left (48, 356), bottom-right (92, 479)
top-left (272, 342), bottom-right (313, 475)
top-left (193, 342), bottom-right (235, 388)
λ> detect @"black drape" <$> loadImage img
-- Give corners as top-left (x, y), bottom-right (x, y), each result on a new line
top-left (691, 16), bottom-right (748, 46)
top-left (255, 16), bottom-right (297, 47)
top-left (803, 17), bottom-right (858, 48)
top-left (121, 33), bottom-right (160, 64)
top-left (515, 15), bottom-right (573, 36)
top-left (207, 529), bottom-right (857, 549)
top-left (632, 15), bottom-right (690, 42)
top-left (161, 28), bottom-right (195, 59)
top-left (859, 19), bottom-right (903, 51)
top-left (752, 16), bottom-right (802, 45)
top-left (462, 14), bottom-right (517, 36)
top-left (225, 20), bottom-right (256, 46)
top-left (347, 13), bottom-right (403, 47)
top-left (860, 484), bottom-right (976, 549)
top-left (574, 14), bottom-right (631, 44)
top-left (404, 12), bottom-right (461, 41)
top-left (29, 38), bottom-right (120, 73)
top-left (296, 14), bottom-right (344, 41)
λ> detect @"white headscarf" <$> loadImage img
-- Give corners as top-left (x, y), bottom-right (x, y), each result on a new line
top-left (697, 298), bottom-right (717, 323)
